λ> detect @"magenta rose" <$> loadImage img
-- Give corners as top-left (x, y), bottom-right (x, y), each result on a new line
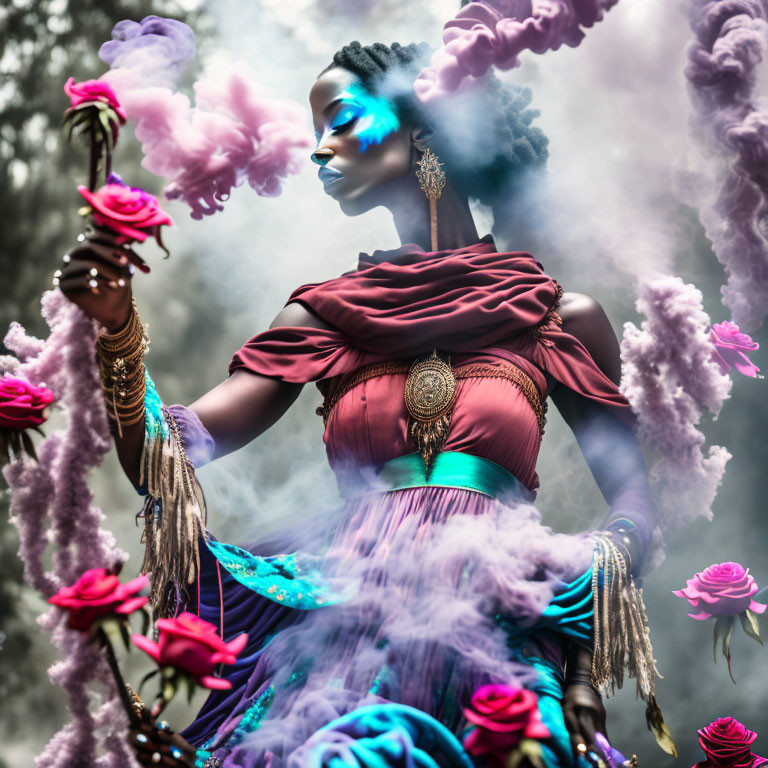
top-left (64, 77), bottom-right (127, 123)
top-left (0, 376), bottom-right (54, 430)
top-left (710, 321), bottom-right (761, 378)
top-left (693, 717), bottom-right (767, 768)
top-left (48, 568), bottom-right (149, 632)
top-left (462, 684), bottom-right (550, 765)
top-left (132, 612), bottom-right (247, 690)
top-left (674, 562), bottom-right (767, 620)
top-left (78, 181), bottom-right (173, 244)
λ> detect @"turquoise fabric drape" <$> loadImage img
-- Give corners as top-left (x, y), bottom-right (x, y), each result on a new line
top-left (205, 539), bottom-right (352, 610)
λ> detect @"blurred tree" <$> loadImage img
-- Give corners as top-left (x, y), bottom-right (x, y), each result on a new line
top-left (0, 0), bottom-right (208, 755)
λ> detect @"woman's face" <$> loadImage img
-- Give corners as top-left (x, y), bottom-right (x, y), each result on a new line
top-left (309, 67), bottom-right (414, 215)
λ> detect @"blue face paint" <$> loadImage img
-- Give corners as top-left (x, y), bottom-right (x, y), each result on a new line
top-left (332, 82), bottom-right (400, 152)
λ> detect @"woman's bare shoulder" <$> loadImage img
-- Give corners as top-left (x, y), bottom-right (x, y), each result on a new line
top-left (269, 301), bottom-right (333, 331)
top-left (557, 292), bottom-right (621, 385)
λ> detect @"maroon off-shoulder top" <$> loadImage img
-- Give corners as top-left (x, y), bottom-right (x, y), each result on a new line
top-left (229, 236), bottom-right (631, 493)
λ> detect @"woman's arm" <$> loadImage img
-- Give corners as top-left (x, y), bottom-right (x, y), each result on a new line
top-left (551, 293), bottom-right (654, 759)
top-left (57, 228), bottom-right (323, 487)
top-left (187, 303), bottom-right (331, 461)
top-left (551, 292), bottom-right (655, 570)
top-left (117, 303), bottom-right (330, 485)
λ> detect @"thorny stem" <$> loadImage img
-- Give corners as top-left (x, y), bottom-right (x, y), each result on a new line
top-left (97, 626), bottom-right (140, 728)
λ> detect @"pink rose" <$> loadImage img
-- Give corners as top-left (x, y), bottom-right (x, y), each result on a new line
top-left (132, 612), bottom-right (247, 690)
top-left (674, 562), bottom-right (767, 620)
top-left (693, 717), bottom-right (767, 768)
top-left (64, 77), bottom-right (127, 123)
top-left (48, 568), bottom-right (149, 632)
top-left (710, 321), bottom-right (761, 378)
top-left (78, 181), bottom-right (173, 244)
top-left (462, 684), bottom-right (550, 765)
top-left (0, 376), bottom-right (54, 430)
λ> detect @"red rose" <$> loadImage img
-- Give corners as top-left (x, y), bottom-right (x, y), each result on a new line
top-left (78, 181), bottom-right (173, 245)
top-left (48, 568), bottom-right (149, 632)
top-left (64, 77), bottom-right (127, 123)
top-left (132, 612), bottom-right (247, 690)
top-left (0, 376), bottom-right (54, 430)
top-left (462, 684), bottom-right (550, 764)
top-left (693, 717), bottom-right (766, 768)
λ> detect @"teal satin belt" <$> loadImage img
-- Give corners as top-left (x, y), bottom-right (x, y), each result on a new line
top-left (342, 451), bottom-right (527, 501)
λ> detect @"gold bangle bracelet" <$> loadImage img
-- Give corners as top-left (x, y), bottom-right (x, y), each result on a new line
top-left (97, 299), bottom-right (149, 435)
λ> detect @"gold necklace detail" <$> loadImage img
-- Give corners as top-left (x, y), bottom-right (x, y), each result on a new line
top-left (404, 350), bottom-right (457, 474)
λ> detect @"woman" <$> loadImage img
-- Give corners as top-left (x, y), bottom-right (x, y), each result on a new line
top-left (58, 41), bottom-right (657, 768)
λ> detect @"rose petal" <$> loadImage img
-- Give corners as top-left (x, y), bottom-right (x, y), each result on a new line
top-left (524, 718), bottom-right (551, 740)
top-left (225, 632), bottom-right (249, 656)
top-left (198, 675), bottom-right (232, 690)
top-left (114, 596), bottom-right (149, 615)
top-left (132, 634), bottom-right (161, 663)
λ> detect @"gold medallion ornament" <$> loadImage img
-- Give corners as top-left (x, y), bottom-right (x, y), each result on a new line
top-left (404, 350), bottom-right (457, 473)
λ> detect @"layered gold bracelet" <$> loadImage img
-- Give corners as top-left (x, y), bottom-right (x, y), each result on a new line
top-left (96, 299), bottom-right (149, 434)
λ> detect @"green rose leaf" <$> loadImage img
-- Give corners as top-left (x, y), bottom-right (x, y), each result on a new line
top-left (740, 609), bottom-right (764, 646)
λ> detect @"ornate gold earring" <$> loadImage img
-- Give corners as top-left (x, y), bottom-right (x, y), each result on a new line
top-left (414, 144), bottom-right (446, 252)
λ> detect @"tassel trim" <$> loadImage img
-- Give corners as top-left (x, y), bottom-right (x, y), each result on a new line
top-left (140, 406), bottom-right (207, 618)
top-left (590, 534), bottom-right (677, 757)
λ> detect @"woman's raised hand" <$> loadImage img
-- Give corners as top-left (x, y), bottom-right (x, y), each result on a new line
top-left (55, 225), bottom-right (149, 331)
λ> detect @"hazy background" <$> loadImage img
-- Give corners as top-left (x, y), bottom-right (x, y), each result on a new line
top-left (1, 0), bottom-right (767, 765)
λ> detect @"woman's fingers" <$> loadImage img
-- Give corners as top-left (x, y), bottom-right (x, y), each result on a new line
top-left (59, 257), bottom-right (127, 284)
top-left (579, 709), bottom-right (598, 755)
top-left (564, 707), bottom-right (588, 762)
top-left (67, 238), bottom-right (149, 274)
top-left (127, 729), bottom-right (193, 767)
top-left (56, 267), bottom-right (127, 295)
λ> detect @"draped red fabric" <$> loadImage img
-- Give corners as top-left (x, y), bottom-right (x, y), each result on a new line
top-left (229, 237), bottom-right (631, 417)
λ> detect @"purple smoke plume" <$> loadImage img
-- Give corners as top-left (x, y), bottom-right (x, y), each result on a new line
top-left (620, 276), bottom-right (732, 530)
top-left (2, 290), bottom-right (136, 768)
top-left (414, 0), bottom-right (619, 103)
top-left (685, 0), bottom-right (768, 331)
top-left (98, 16), bottom-right (313, 219)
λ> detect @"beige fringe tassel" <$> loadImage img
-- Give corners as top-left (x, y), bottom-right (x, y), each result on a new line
top-left (590, 535), bottom-right (676, 757)
top-left (140, 408), bottom-right (207, 618)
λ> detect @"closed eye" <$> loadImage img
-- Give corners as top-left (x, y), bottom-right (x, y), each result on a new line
top-left (332, 117), bottom-right (357, 135)
top-left (330, 103), bottom-right (362, 134)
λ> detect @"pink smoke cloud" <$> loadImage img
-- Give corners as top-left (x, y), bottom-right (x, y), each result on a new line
top-left (620, 276), bottom-right (733, 529)
top-left (414, 0), bottom-right (620, 103)
top-left (98, 17), bottom-right (313, 219)
top-left (685, 0), bottom-right (768, 331)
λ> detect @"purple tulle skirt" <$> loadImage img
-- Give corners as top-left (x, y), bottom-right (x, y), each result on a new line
top-left (181, 486), bottom-right (593, 766)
